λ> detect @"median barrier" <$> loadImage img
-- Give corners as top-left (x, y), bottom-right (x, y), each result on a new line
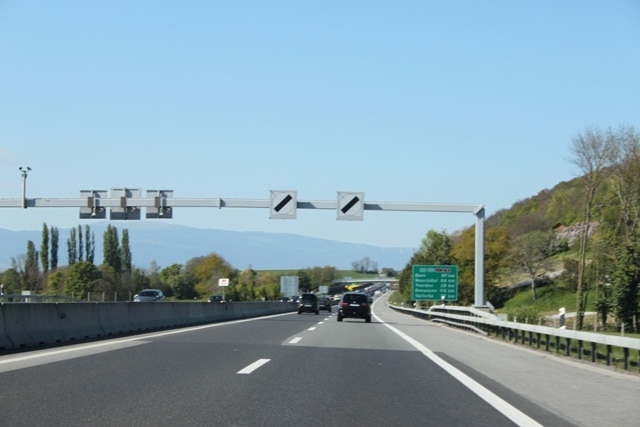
top-left (0, 305), bottom-right (8, 349)
top-left (97, 302), bottom-right (134, 336)
top-left (2, 303), bottom-right (60, 348)
top-left (1, 303), bottom-right (104, 349)
top-left (0, 301), bottom-right (297, 352)
top-left (54, 303), bottom-right (104, 342)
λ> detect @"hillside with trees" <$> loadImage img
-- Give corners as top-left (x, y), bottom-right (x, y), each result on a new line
top-left (394, 125), bottom-right (640, 332)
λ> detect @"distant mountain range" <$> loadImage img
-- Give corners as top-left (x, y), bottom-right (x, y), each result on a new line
top-left (0, 222), bottom-right (414, 271)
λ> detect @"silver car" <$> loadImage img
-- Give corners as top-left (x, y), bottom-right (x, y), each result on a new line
top-left (133, 289), bottom-right (165, 302)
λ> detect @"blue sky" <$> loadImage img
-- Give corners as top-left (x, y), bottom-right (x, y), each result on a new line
top-left (1, 1), bottom-right (639, 250)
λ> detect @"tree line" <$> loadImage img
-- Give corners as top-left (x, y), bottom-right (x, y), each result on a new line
top-left (0, 224), bottom-right (390, 302)
top-left (1, 224), bottom-right (132, 299)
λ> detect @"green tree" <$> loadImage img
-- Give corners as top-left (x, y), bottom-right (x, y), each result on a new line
top-left (397, 230), bottom-right (454, 304)
top-left (159, 264), bottom-right (183, 297)
top-left (103, 225), bottom-right (121, 273)
top-left (171, 270), bottom-right (198, 299)
top-left (24, 240), bottom-right (40, 292)
top-left (121, 229), bottom-right (132, 272)
top-left (67, 227), bottom-right (77, 265)
top-left (50, 226), bottom-right (59, 269)
top-left (604, 125), bottom-right (640, 330)
top-left (0, 268), bottom-right (21, 294)
top-left (47, 271), bottom-right (65, 295)
top-left (77, 224), bottom-right (84, 262)
top-left (297, 270), bottom-right (312, 292)
top-left (610, 245), bottom-right (639, 330)
top-left (40, 223), bottom-right (49, 272)
top-left (85, 225), bottom-right (95, 263)
top-left (417, 230), bottom-right (454, 264)
top-left (64, 261), bottom-right (101, 299)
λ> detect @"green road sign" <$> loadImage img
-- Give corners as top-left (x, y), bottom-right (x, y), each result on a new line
top-left (412, 265), bottom-right (458, 301)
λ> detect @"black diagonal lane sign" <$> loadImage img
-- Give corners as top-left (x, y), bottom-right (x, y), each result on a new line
top-left (275, 194), bottom-right (293, 212)
top-left (270, 190), bottom-right (297, 219)
top-left (337, 191), bottom-right (364, 220)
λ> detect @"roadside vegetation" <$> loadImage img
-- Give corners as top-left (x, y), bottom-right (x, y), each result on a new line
top-left (1, 125), bottom-right (639, 335)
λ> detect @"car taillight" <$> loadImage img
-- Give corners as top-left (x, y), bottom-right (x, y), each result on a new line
top-left (339, 302), bottom-right (348, 308)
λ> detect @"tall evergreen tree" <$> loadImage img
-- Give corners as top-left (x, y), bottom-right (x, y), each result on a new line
top-left (67, 227), bottom-right (77, 265)
top-left (85, 225), bottom-right (95, 264)
top-left (24, 240), bottom-right (40, 291)
top-left (40, 223), bottom-right (49, 272)
top-left (77, 225), bottom-right (84, 262)
top-left (611, 245), bottom-right (640, 330)
top-left (50, 226), bottom-right (59, 269)
top-left (121, 229), bottom-right (132, 272)
top-left (103, 225), bottom-right (121, 273)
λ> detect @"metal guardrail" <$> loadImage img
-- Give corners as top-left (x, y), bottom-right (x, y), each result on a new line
top-left (390, 304), bottom-right (640, 372)
top-left (0, 294), bottom-right (82, 303)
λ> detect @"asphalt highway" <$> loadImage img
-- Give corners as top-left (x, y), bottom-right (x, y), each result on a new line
top-left (1, 293), bottom-right (638, 426)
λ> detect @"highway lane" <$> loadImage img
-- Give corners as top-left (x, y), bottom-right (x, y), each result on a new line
top-left (373, 296), bottom-right (640, 427)
top-left (0, 296), bottom-right (636, 426)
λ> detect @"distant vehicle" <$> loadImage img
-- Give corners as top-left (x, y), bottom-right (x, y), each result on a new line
top-left (208, 295), bottom-right (225, 303)
top-left (133, 289), bottom-right (165, 302)
top-left (290, 295), bottom-right (300, 304)
top-left (297, 293), bottom-right (319, 315)
top-left (280, 296), bottom-right (290, 302)
top-left (318, 296), bottom-right (332, 312)
top-left (337, 292), bottom-right (371, 322)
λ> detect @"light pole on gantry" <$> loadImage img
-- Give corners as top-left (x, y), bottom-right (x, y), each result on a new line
top-left (19, 166), bottom-right (31, 209)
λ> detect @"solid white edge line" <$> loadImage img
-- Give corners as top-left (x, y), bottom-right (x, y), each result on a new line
top-left (237, 358), bottom-right (270, 374)
top-left (373, 312), bottom-right (543, 427)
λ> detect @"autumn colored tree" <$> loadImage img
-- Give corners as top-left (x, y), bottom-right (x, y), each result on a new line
top-left (185, 253), bottom-right (235, 297)
top-left (450, 226), bottom-right (510, 307)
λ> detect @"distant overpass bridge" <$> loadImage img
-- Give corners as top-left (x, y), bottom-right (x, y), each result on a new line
top-left (330, 278), bottom-right (398, 294)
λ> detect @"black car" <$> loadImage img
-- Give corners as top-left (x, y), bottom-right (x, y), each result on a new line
top-left (297, 293), bottom-right (319, 315)
top-left (337, 292), bottom-right (371, 322)
top-left (208, 295), bottom-right (225, 303)
top-left (318, 296), bottom-right (332, 312)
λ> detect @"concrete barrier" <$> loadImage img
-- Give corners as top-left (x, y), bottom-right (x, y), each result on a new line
top-left (97, 302), bottom-right (134, 336)
top-left (0, 301), bottom-right (297, 351)
top-left (0, 305), bottom-right (8, 350)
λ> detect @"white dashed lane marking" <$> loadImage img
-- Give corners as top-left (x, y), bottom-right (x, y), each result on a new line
top-left (237, 358), bottom-right (270, 374)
